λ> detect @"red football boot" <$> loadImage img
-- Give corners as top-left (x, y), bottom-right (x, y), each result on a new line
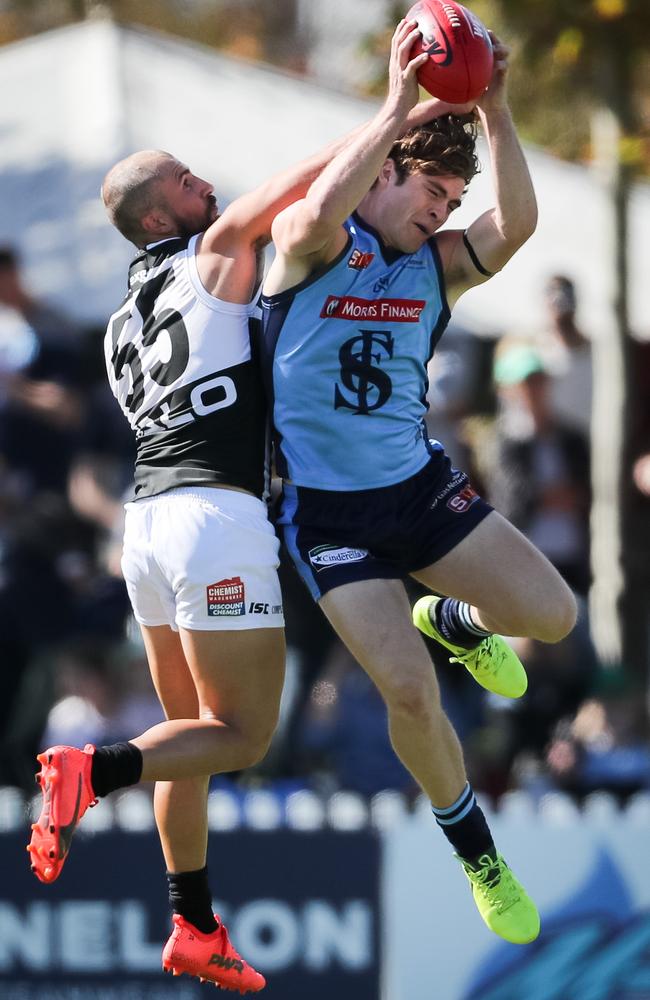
top-left (162, 913), bottom-right (266, 993)
top-left (27, 744), bottom-right (97, 883)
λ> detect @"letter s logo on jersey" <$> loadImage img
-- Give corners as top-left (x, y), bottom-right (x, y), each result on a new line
top-left (447, 485), bottom-right (479, 513)
top-left (348, 249), bottom-right (375, 270)
top-left (334, 330), bottom-right (394, 415)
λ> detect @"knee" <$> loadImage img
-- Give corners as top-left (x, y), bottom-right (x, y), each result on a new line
top-left (383, 668), bottom-right (440, 723)
top-left (233, 715), bottom-right (278, 770)
top-left (238, 727), bottom-right (275, 769)
top-left (532, 584), bottom-right (578, 644)
top-left (204, 716), bottom-right (277, 773)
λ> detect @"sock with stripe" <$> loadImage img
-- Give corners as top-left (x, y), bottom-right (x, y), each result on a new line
top-left (434, 598), bottom-right (491, 649)
top-left (432, 782), bottom-right (495, 864)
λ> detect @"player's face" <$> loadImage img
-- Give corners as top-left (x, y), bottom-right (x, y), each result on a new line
top-left (383, 171), bottom-right (466, 252)
top-left (157, 159), bottom-right (219, 235)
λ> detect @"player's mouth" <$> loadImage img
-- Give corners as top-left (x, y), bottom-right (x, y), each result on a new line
top-left (413, 222), bottom-right (430, 237)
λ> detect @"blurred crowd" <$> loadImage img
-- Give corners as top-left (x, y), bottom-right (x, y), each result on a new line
top-left (0, 245), bottom-right (648, 805)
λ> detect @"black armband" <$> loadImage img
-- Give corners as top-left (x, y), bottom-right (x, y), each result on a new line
top-left (463, 231), bottom-right (494, 277)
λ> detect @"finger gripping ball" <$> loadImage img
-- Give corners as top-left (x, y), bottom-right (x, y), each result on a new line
top-left (406, 0), bottom-right (493, 103)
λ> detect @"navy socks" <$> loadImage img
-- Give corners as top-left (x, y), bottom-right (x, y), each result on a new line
top-left (434, 598), bottom-right (491, 649)
top-left (432, 782), bottom-right (495, 863)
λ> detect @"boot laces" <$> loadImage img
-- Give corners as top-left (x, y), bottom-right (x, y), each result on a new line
top-left (469, 855), bottom-right (520, 913)
top-left (450, 635), bottom-right (503, 675)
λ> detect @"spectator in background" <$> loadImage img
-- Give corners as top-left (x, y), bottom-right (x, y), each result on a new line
top-left (467, 342), bottom-right (597, 792)
top-left (0, 249), bottom-right (133, 789)
top-left (621, 340), bottom-right (650, 684)
top-left (0, 245), bottom-right (80, 347)
top-left (42, 638), bottom-right (164, 752)
top-left (425, 324), bottom-right (497, 470)
top-left (0, 245), bottom-right (85, 495)
top-left (545, 685), bottom-right (650, 803)
top-left (481, 343), bottom-right (591, 595)
top-left (535, 274), bottom-right (592, 437)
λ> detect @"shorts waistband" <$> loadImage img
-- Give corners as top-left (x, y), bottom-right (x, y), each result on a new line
top-left (126, 486), bottom-right (266, 512)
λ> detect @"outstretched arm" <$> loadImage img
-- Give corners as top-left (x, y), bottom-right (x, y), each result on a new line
top-left (263, 19), bottom-right (428, 291)
top-left (437, 36), bottom-right (538, 289)
top-left (208, 19), bottom-right (435, 255)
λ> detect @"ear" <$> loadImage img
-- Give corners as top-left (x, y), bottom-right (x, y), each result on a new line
top-left (377, 159), bottom-right (396, 187)
top-left (141, 208), bottom-right (172, 237)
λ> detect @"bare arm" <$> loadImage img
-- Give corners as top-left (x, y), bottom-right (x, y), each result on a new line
top-left (209, 87), bottom-right (472, 255)
top-left (264, 20), bottom-right (427, 290)
top-left (437, 37), bottom-right (538, 289)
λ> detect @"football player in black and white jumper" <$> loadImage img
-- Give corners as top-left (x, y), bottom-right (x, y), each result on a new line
top-left (28, 22), bottom-right (459, 991)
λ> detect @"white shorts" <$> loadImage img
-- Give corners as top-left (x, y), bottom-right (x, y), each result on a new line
top-left (121, 487), bottom-right (284, 632)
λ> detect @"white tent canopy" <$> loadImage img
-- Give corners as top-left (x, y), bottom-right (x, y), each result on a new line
top-left (0, 18), bottom-right (648, 339)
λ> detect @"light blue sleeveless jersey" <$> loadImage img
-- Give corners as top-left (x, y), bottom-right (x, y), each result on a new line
top-left (260, 212), bottom-right (450, 490)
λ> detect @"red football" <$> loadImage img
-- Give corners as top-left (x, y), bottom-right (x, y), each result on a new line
top-left (406, 0), bottom-right (493, 103)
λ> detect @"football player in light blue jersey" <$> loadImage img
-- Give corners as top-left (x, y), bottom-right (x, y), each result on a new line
top-left (28, 22), bottom-right (464, 990)
top-left (262, 26), bottom-right (577, 945)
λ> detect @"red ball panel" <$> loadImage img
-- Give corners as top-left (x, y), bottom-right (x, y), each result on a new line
top-left (406, 0), bottom-right (493, 103)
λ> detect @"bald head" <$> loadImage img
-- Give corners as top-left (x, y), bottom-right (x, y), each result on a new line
top-left (101, 150), bottom-right (176, 247)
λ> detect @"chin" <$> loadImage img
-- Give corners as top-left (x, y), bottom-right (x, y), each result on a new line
top-left (401, 236), bottom-right (426, 254)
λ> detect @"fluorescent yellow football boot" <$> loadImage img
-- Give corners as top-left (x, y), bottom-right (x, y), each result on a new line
top-left (457, 852), bottom-right (540, 944)
top-left (412, 596), bottom-right (527, 698)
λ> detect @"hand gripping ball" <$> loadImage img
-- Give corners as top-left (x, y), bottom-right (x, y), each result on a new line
top-left (406, 0), bottom-right (493, 103)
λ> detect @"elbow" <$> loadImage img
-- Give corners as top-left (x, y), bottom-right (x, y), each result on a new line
top-left (506, 207), bottom-right (537, 251)
top-left (518, 200), bottom-right (538, 243)
top-left (525, 201), bottom-right (539, 239)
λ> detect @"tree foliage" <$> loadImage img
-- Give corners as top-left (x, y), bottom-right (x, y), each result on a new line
top-left (0, 0), bottom-right (647, 171)
top-left (493, 0), bottom-right (650, 168)
top-left (363, 1), bottom-right (649, 169)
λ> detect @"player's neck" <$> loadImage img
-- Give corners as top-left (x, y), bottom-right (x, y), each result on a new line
top-left (354, 197), bottom-right (394, 251)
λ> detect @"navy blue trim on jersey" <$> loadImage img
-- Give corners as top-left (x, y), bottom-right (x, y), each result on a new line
top-left (259, 292), bottom-right (294, 480)
top-left (416, 237), bottom-right (451, 420)
top-left (462, 230), bottom-right (494, 277)
top-left (260, 235), bottom-right (353, 307)
top-left (260, 234), bottom-right (353, 481)
top-left (350, 210), bottom-right (407, 265)
top-left (427, 236), bottom-right (451, 324)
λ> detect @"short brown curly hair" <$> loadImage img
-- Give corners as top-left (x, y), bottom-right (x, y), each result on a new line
top-left (388, 113), bottom-right (480, 185)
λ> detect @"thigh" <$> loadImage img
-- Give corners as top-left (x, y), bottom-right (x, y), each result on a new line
top-left (179, 626), bottom-right (286, 733)
top-left (319, 578), bottom-right (438, 701)
top-left (140, 623), bottom-right (286, 735)
top-left (412, 509), bottom-right (573, 625)
top-left (140, 624), bottom-right (199, 720)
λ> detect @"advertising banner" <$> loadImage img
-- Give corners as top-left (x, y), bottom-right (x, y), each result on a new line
top-left (383, 812), bottom-right (650, 1000)
top-left (1, 828), bottom-right (380, 1000)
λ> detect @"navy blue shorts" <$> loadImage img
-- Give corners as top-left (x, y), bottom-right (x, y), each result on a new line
top-left (278, 451), bottom-right (493, 601)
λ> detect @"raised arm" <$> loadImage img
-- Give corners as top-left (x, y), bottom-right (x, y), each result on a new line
top-left (262, 20), bottom-right (428, 291)
top-left (437, 37), bottom-right (538, 290)
top-left (210, 87), bottom-right (471, 254)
